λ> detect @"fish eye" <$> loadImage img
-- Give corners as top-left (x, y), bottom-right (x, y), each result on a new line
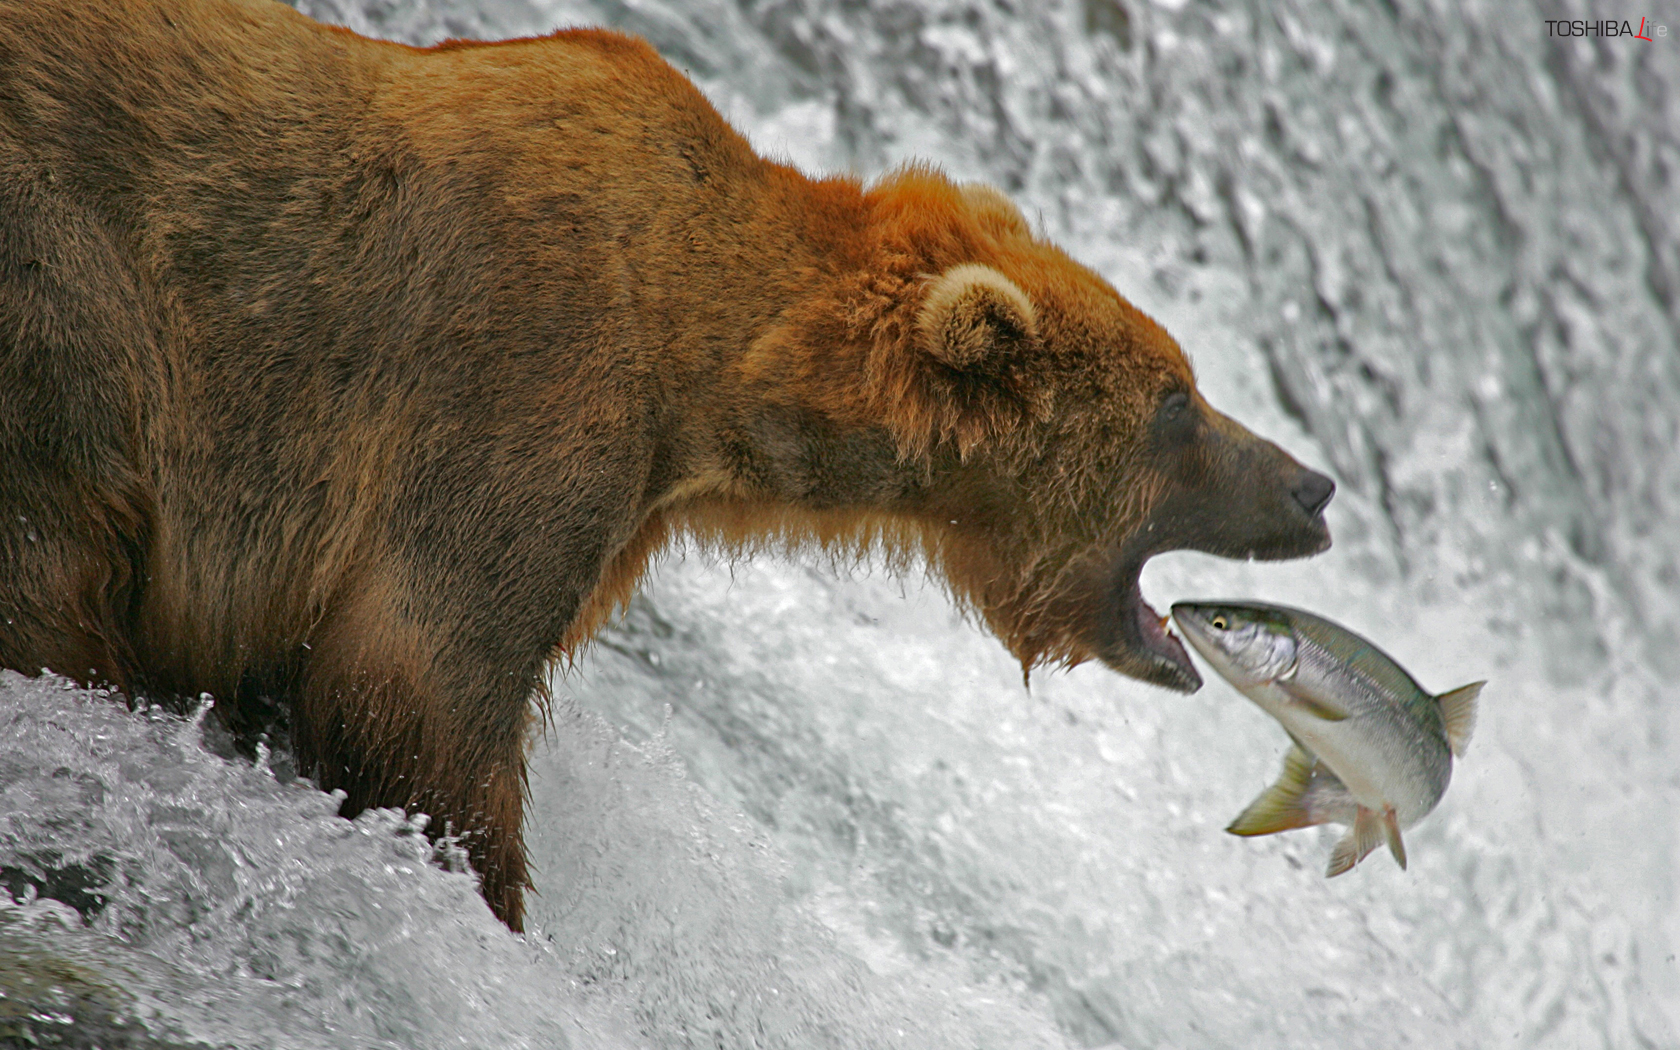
top-left (1211, 615), bottom-right (1228, 630)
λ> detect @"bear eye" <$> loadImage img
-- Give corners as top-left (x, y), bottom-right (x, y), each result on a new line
top-left (1154, 390), bottom-right (1195, 449)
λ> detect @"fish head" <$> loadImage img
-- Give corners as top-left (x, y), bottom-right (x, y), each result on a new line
top-left (1169, 602), bottom-right (1299, 690)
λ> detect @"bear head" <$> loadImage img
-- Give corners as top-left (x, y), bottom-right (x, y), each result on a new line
top-left (719, 170), bottom-right (1333, 693)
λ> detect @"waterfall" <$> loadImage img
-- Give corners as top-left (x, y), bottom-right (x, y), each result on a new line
top-left (4, 2), bottom-right (1675, 1047)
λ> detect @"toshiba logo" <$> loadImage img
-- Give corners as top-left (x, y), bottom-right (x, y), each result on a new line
top-left (1545, 17), bottom-right (1666, 38)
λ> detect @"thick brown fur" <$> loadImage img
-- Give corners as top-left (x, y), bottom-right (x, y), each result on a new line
top-left (0, 0), bottom-right (1333, 931)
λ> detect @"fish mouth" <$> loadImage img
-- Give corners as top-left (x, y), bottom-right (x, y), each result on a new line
top-left (1093, 556), bottom-right (1201, 693)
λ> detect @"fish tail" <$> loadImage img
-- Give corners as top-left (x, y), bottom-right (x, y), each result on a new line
top-left (1437, 681), bottom-right (1484, 758)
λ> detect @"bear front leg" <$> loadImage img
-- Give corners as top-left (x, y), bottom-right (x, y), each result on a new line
top-left (292, 584), bottom-right (537, 931)
top-left (296, 667), bottom-right (535, 931)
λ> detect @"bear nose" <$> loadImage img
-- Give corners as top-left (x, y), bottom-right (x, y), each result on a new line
top-left (1292, 469), bottom-right (1335, 517)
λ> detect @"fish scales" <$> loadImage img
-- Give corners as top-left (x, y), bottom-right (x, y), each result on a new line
top-left (1290, 611), bottom-right (1442, 729)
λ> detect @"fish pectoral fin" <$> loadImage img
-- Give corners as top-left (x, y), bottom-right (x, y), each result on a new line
top-left (1275, 679), bottom-right (1352, 722)
top-left (1227, 745), bottom-right (1324, 837)
top-left (1437, 681), bottom-right (1484, 758)
top-left (1325, 806), bottom-right (1385, 877)
top-left (1380, 807), bottom-right (1407, 870)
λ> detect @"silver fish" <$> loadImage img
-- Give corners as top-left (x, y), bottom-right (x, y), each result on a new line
top-left (1170, 601), bottom-right (1483, 877)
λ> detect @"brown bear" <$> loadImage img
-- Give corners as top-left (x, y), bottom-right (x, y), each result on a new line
top-left (0, 0), bottom-right (1333, 932)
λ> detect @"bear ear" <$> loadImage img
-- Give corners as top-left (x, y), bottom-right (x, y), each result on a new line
top-left (959, 183), bottom-right (1033, 240)
top-left (916, 263), bottom-right (1038, 371)
top-left (892, 263), bottom-right (1049, 458)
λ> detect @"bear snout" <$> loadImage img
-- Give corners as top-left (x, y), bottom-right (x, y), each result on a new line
top-left (1291, 468), bottom-right (1335, 519)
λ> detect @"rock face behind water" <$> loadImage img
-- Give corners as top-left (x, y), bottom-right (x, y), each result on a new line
top-left (0, 901), bottom-right (206, 1050)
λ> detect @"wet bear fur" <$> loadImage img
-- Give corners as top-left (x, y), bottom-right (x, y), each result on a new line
top-left (0, 0), bottom-right (1333, 930)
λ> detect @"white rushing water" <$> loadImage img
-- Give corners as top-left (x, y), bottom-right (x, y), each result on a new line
top-left (4, 1), bottom-right (1678, 1047)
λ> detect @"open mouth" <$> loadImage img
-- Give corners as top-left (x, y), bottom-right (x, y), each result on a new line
top-left (1116, 573), bottom-right (1200, 692)
top-left (1088, 554), bottom-right (1209, 692)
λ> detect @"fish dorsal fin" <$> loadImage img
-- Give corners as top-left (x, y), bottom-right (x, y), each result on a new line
top-left (1436, 681), bottom-right (1484, 757)
top-left (1226, 745), bottom-right (1324, 837)
top-left (1326, 806), bottom-right (1384, 877)
top-left (1276, 678), bottom-right (1352, 722)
